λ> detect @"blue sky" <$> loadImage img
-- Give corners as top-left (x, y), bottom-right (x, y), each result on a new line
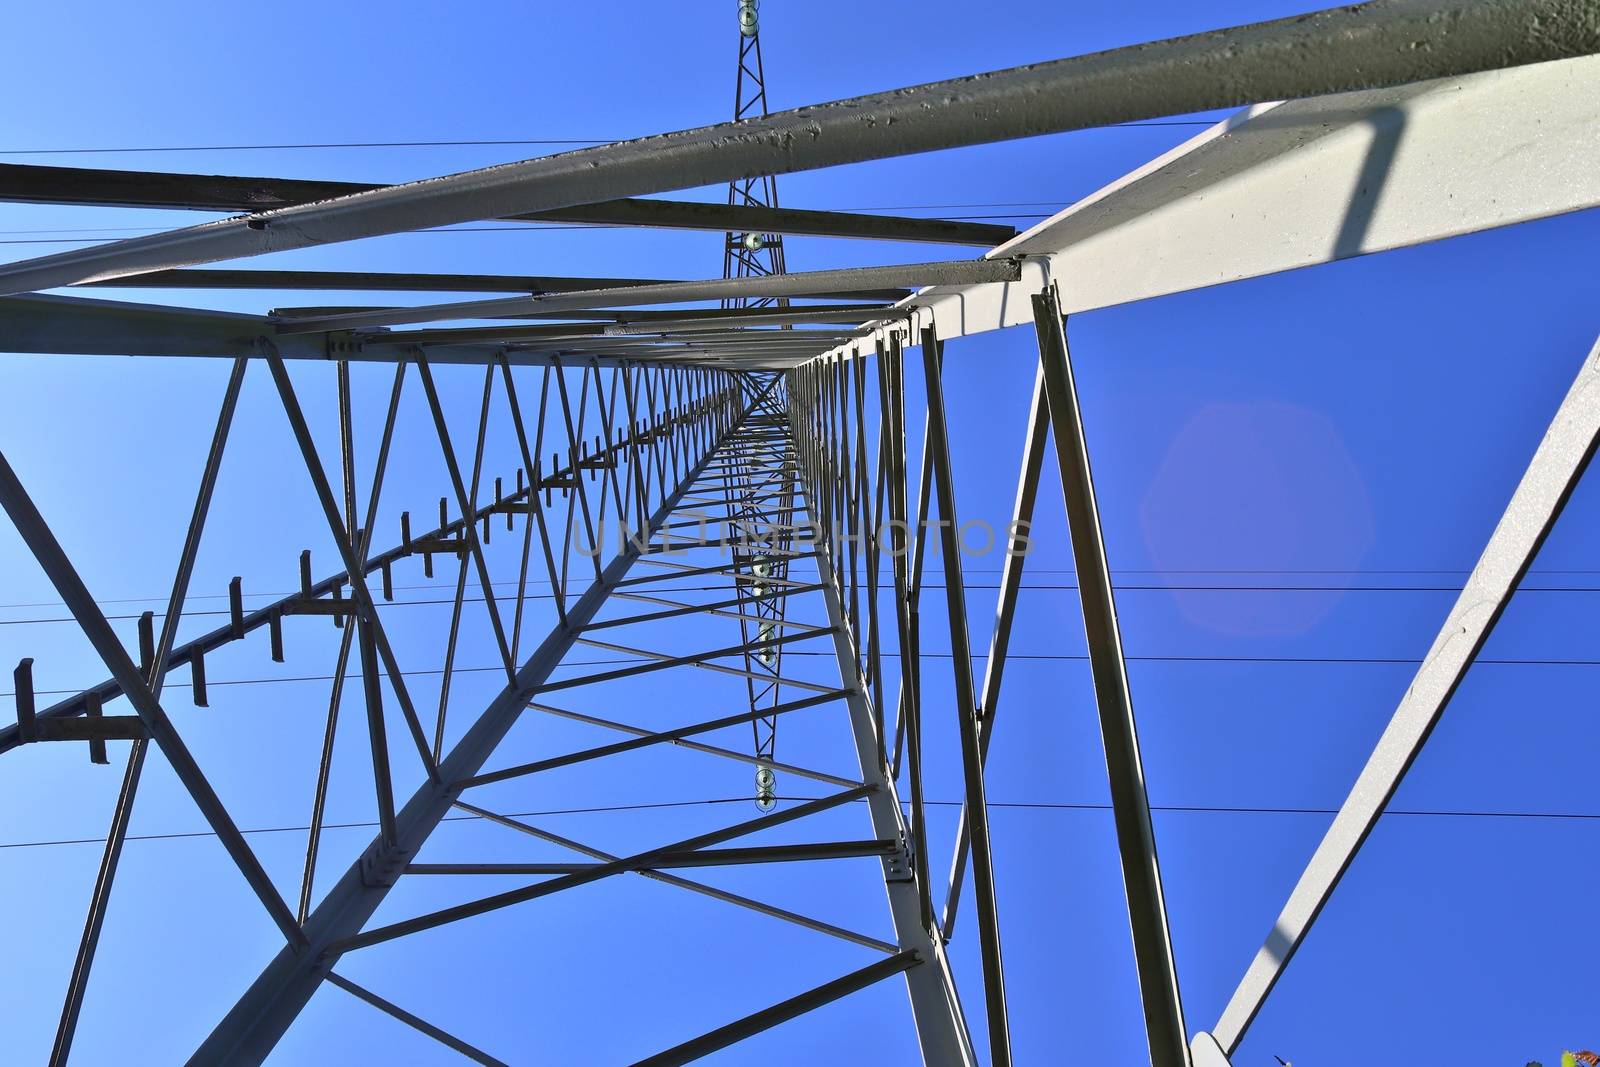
top-left (2, 1), bottom-right (1597, 1064)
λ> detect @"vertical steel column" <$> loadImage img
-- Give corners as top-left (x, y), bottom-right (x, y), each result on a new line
top-left (919, 326), bottom-right (1012, 1067)
top-left (811, 540), bottom-right (979, 1067)
top-left (1032, 286), bottom-right (1189, 1067)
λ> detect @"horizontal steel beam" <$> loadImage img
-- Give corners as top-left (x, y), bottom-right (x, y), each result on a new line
top-left (269, 301), bottom-right (910, 323)
top-left (819, 52), bottom-right (1600, 364)
top-left (77, 269), bottom-right (911, 306)
top-left (603, 306), bottom-right (897, 334)
top-left (93, 268), bottom-right (679, 294)
top-left (0, 292), bottom-right (808, 367)
top-left (2, 0), bottom-right (1585, 294)
top-left (0, 162), bottom-right (1013, 246)
top-left (276, 258), bottom-right (1021, 333)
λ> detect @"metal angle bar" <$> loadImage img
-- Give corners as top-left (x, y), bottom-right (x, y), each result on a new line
top-left (524, 702), bottom-right (862, 790)
top-left (1206, 332), bottom-right (1600, 1057)
top-left (793, 540), bottom-right (977, 1067)
top-left (324, 973), bottom-right (507, 1067)
top-left (0, 291), bottom-right (509, 367)
top-left (304, 357), bottom-right (406, 913)
top-left (920, 327), bottom-right (1012, 1067)
top-left (553, 355), bottom-right (605, 586)
top-left (104, 268), bottom-right (684, 293)
top-left (0, 452), bottom-right (305, 948)
top-left (345, 364), bottom-right (401, 848)
top-left (49, 356), bottom-right (248, 1067)
top-left (452, 800), bottom-right (896, 954)
top-left (633, 951), bottom-right (924, 1067)
top-left (582, 585), bottom-right (827, 631)
top-left (618, 557), bottom-right (812, 590)
top-left (941, 365), bottom-right (1048, 942)
top-left (0, 162), bottom-right (1013, 246)
top-left (277, 259), bottom-right (1023, 334)
top-left (300, 364), bottom-right (406, 921)
top-left (1032, 290), bottom-right (1186, 1065)
top-left (3, 0), bottom-right (1590, 294)
top-left (262, 346), bottom-right (441, 782)
top-left (549, 626), bottom-right (836, 693)
top-left (387, 305), bottom-right (895, 345)
top-left (459, 688), bottom-right (848, 787)
top-left (191, 379), bottom-right (761, 1064)
top-left (431, 365), bottom-right (496, 759)
top-left (416, 355), bottom-right (517, 681)
top-left (497, 357), bottom-right (568, 630)
top-left (327, 786), bottom-right (874, 953)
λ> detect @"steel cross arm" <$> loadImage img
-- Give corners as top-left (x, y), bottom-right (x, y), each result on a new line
top-left (453, 800), bottom-right (898, 954)
top-left (0, 161), bottom-right (1013, 247)
top-left (633, 951), bottom-right (923, 1067)
top-left (1203, 333), bottom-right (1600, 1059)
top-left (328, 785), bottom-right (876, 953)
top-left (524, 701), bottom-right (863, 790)
top-left (186, 374), bottom-right (758, 1066)
top-left (458, 687), bottom-right (850, 787)
top-left (275, 259), bottom-right (1023, 334)
top-left (1, 0), bottom-right (1591, 295)
top-left (1033, 289), bottom-right (1188, 1065)
top-left (0, 451), bottom-right (306, 948)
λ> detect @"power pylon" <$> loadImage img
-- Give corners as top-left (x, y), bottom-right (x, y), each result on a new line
top-left (1, 3), bottom-right (1595, 1064)
top-left (722, 0), bottom-right (795, 809)
top-left (722, 0), bottom-right (788, 307)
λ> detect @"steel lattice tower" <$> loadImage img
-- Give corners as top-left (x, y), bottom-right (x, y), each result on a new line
top-left (721, 0), bottom-right (788, 309)
top-left (2, 4), bottom-right (1597, 1065)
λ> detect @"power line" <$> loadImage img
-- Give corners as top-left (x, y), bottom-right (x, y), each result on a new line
top-left (8, 580), bottom-right (1600, 628)
top-left (7, 567), bottom-right (1600, 613)
top-left (3, 794), bottom-right (1593, 852)
top-left (11, 647), bottom-right (1600, 703)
